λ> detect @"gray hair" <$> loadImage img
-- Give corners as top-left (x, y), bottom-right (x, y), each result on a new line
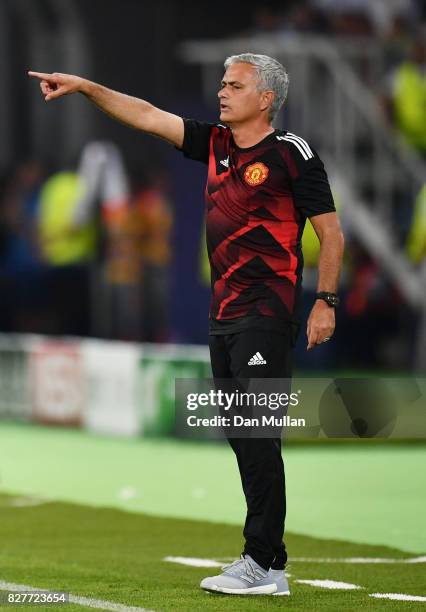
top-left (224, 53), bottom-right (289, 122)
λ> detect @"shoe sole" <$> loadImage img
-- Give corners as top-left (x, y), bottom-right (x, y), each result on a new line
top-left (273, 590), bottom-right (290, 596)
top-left (201, 583), bottom-right (277, 595)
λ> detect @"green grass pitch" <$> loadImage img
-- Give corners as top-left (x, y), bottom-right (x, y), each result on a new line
top-left (0, 422), bottom-right (425, 610)
top-left (0, 493), bottom-right (425, 611)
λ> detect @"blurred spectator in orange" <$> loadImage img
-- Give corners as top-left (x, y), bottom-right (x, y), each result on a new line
top-left (129, 168), bottom-right (173, 342)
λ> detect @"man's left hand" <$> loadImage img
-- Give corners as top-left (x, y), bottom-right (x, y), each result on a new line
top-left (307, 300), bottom-right (335, 350)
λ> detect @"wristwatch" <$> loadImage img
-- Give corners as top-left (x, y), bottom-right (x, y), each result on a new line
top-left (316, 292), bottom-right (340, 307)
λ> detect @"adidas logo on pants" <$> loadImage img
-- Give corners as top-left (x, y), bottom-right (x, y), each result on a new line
top-left (248, 352), bottom-right (267, 365)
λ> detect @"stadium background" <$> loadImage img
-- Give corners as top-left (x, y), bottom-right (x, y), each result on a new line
top-left (0, 0), bottom-right (425, 610)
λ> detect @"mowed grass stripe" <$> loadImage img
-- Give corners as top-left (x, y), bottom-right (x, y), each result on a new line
top-left (0, 494), bottom-right (425, 611)
top-left (1, 422), bottom-right (425, 553)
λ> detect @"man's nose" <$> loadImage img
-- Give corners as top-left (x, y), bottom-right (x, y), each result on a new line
top-left (218, 88), bottom-right (227, 99)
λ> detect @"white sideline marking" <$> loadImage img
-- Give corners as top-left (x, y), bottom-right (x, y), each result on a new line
top-left (164, 554), bottom-right (426, 568)
top-left (289, 556), bottom-right (426, 564)
top-left (164, 555), bottom-right (426, 601)
top-left (164, 556), bottom-right (223, 568)
top-left (164, 558), bottom-right (293, 577)
top-left (370, 593), bottom-right (426, 602)
top-left (0, 581), bottom-right (155, 612)
top-left (295, 579), bottom-right (362, 590)
top-left (404, 556), bottom-right (426, 564)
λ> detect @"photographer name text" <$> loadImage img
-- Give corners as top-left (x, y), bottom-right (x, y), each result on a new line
top-left (187, 415), bottom-right (306, 428)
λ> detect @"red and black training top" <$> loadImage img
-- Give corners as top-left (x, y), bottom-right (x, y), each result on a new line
top-left (178, 119), bottom-right (335, 335)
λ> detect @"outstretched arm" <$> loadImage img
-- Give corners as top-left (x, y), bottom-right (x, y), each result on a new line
top-left (28, 71), bottom-right (184, 148)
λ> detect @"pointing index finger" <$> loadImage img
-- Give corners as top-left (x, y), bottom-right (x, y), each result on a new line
top-left (28, 71), bottom-right (53, 80)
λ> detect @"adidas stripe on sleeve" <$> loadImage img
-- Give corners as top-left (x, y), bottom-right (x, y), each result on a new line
top-left (282, 132), bottom-right (314, 161)
top-left (279, 132), bottom-right (336, 218)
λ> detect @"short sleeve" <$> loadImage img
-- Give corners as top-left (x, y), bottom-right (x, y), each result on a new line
top-left (176, 118), bottom-right (213, 164)
top-left (282, 134), bottom-right (335, 218)
top-left (292, 160), bottom-right (336, 218)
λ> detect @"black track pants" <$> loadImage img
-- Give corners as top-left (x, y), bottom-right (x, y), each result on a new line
top-left (209, 326), bottom-right (294, 571)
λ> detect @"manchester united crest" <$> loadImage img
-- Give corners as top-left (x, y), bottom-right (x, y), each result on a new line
top-left (244, 162), bottom-right (269, 186)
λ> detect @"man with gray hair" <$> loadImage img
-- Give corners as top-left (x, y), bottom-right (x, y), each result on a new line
top-left (29, 52), bottom-right (344, 596)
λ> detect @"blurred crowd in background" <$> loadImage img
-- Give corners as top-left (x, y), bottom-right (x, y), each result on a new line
top-left (0, 151), bottom-right (172, 341)
top-left (0, 0), bottom-right (424, 372)
top-left (250, 1), bottom-right (426, 150)
top-left (250, 0), bottom-right (419, 41)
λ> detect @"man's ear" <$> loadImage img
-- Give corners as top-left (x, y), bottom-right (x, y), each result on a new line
top-left (260, 90), bottom-right (274, 113)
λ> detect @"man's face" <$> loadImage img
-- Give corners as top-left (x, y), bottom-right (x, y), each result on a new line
top-left (218, 62), bottom-right (272, 124)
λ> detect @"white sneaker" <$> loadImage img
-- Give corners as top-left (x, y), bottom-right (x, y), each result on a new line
top-left (200, 554), bottom-right (277, 595)
top-left (269, 568), bottom-right (290, 595)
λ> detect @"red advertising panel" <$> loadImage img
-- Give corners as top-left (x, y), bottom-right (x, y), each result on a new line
top-left (31, 340), bottom-right (83, 427)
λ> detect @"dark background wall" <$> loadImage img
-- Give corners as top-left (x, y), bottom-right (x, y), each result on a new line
top-left (3, 0), bottom-right (262, 171)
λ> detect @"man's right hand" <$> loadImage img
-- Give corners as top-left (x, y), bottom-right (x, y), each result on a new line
top-left (27, 70), bottom-right (184, 148)
top-left (28, 71), bottom-right (84, 101)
